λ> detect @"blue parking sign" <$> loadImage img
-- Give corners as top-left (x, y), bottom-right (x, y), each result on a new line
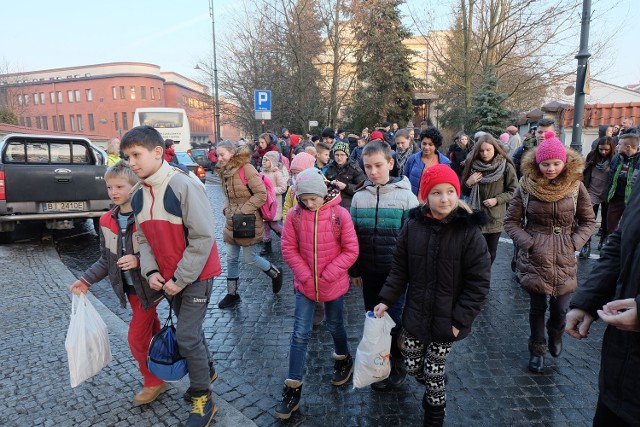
top-left (254, 90), bottom-right (271, 111)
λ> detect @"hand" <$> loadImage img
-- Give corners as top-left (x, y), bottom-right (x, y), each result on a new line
top-left (373, 303), bottom-right (388, 318)
top-left (69, 279), bottom-right (89, 295)
top-left (466, 172), bottom-right (482, 187)
top-left (565, 308), bottom-right (595, 339)
top-left (350, 276), bottom-right (363, 288)
top-left (332, 180), bottom-right (346, 190)
top-left (597, 298), bottom-right (639, 332)
top-left (483, 198), bottom-right (498, 208)
top-left (162, 279), bottom-right (183, 296)
top-left (148, 273), bottom-right (166, 291)
top-left (117, 255), bottom-right (138, 271)
top-left (452, 326), bottom-right (460, 337)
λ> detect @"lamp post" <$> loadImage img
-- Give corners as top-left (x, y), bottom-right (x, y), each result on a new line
top-left (196, 0), bottom-right (221, 144)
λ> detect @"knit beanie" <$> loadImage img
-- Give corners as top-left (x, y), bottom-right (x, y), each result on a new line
top-left (290, 134), bottom-right (300, 146)
top-left (295, 168), bottom-right (328, 198)
top-left (535, 131), bottom-right (567, 164)
top-left (418, 164), bottom-right (461, 202)
top-left (499, 133), bottom-right (509, 144)
top-left (332, 141), bottom-right (350, 156)
top-left (369, 131), bottom-right (385, 142)
top-left (322, 127), bottom-right (336, 139)
top-left (290, 152), bottom-right (316, 173)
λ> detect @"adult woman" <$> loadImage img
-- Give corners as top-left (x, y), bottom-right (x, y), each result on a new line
top-left (403, 126), bottom-right (451, 197)
top-left (448, 132), bottom-right (470, 180)
top-left (324, 141), bottom-right (366, 210)
top-left (252, 133), bottom-right (280, 170)
top-left (216, 140), bottom-right (283, 309)
top-left (394, 128), bottom-right (419, 173)
top-left (461, 135), bottom-right (518, 264)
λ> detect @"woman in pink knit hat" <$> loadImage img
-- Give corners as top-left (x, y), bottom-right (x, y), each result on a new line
top-left (504, 131), bottom-right (596, 373)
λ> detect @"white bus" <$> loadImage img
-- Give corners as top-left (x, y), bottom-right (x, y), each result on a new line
top-left (133, 108), bottom-right (192, 150)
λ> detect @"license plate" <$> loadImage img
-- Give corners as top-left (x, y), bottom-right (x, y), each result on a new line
top-left (44, 201), bottom-right (85, 211)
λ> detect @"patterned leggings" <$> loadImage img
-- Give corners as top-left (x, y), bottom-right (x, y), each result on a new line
top-left (401, 331), bottom-right (452, 406)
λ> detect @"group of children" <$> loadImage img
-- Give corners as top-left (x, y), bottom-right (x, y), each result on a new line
top-left (68, 121), bottom-right (635, 427)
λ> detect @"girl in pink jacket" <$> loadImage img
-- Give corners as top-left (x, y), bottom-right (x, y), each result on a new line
top-left (275, 168), bottom-right (359, 420)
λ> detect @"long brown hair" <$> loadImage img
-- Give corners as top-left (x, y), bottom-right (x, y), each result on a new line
top-left (461, 134), bottom-right (515, 183)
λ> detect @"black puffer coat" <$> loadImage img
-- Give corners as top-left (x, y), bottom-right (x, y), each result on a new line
top-left (324, 158), bottom-right (366, 210)
top-left (570, 182), bottom-right (640, 425)
top-left (379, 205), bottom-right (491, 344)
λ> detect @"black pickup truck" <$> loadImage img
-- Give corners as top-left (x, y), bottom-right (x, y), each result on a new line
top-left (0, 133), bottom-right (112, 243)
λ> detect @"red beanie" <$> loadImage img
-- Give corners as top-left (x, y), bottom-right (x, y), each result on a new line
top-left (535, 131), bottom-right (567, 164)
top-left (369, 131), bottom-right (385, 142)
top-left (418, 164), bottom-right (460, 202)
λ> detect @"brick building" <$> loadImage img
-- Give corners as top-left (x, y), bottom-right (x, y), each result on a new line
top-left (0, 62), bottom-right (240, 146)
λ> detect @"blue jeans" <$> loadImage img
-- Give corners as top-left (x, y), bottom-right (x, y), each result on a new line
top-left (288, 292), bottom-right (349, 381)
top-left (226, 243), bottom-right (271, 278)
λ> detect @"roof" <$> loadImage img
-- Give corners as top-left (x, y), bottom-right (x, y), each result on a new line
top-left (0, 123), bottom-right (111, 141)
top-left (561, 102), bottom-right (640, 128)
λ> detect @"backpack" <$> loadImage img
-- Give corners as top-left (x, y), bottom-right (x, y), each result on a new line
top-left (238, 165), bottom-right (278, 222)
top-left (147, 299), bottom-right (188, 382)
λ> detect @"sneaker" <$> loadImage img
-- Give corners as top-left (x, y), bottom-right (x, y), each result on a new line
top-left (185, 392), bottom-right (217, 427)
top-left (184, 361), bottom-right (218, 402)
top-left (331, 354), bottom-right (353, 386)
top-left (218, 293), bottom-right (240, 309)
top-left (133, 383), bottom-right (167, 406)
top-left (388, 357), bottom-right (407, 387)
top-left (274, 379), bottom-right (303, 420)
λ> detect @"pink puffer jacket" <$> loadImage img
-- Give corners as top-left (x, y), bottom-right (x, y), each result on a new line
top-left (281, 193), bottom-right (359, 302)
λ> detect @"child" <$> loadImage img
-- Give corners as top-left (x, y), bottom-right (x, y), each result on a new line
top-left (504, 131), bottom-right (595, 374)
top-left (275, 168), bottom-right (359, 420)
top-left (349, 141), bottom-right (419, 390)
top-left (606, 133), bottom-right (640, 234)
top-left (581, 136), bottom-right (615, 256)
top-left (120, 126), bottom-right (222, 427)
top-left (324, 141), bottom-right (366, 210)
top-left (260, 151), bottom-right (288, 255)
top-left (349, 134), bottom-right (366, 164)
top-left (314, 142), bottom-right (332, 174)
top-left (282, 152), bottom-right (316, 220)
top-left (69, 160), bottom-right (165, 406)
top-left (374, 164), bottom-right (491, 426)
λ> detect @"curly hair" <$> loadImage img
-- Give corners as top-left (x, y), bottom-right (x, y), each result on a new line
top-left (419, 126), bottom-right (443, 147)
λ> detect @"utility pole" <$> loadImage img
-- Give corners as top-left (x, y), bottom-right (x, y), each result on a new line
top-left (210, 0), bottom-right (221, 143)
top-left (570, 0), bottom-right (591, 153)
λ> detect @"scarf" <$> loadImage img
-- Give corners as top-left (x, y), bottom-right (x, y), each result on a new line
top-left (520, 171), bottom-right (580, 203)
top-left (396, 144), bottom-right (415, 171)
top-left (468, 155), bottom-right (507, 212)
top-left (607, 154), bottom-right (636, 204)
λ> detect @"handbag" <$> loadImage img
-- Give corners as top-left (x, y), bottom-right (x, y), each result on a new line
top-left (232, 213), bottom-right (256, 238)
top-left (147, 298), bottom-right (188, 382)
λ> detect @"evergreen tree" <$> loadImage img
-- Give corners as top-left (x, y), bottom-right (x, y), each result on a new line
top-left (469, 66), bottom-right (512, 137)
top-left (0, 106), bottom-right (18, 125)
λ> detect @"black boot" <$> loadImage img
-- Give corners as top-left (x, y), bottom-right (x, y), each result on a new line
top-left (265, 264), bottom-right (283, 294)
top-left (260, 240), bottom-right (272, 256)
top-left (218, 278), bottom-right (240, 309)
top-left (547, 321), bottom-right (565, 358)
top-left (331, 353), bottom-right (354, 386)
top-left (422, 394), bottom-right (445, 427)
top-left (528, 339), bottom-right (546, 373)
top-left (579, 240), bottom-right (591, 258)
top-left (274, 379), bottom-right (302, 420)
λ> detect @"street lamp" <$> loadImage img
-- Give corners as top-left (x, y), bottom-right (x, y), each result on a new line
top-left (195, 0), bottom-right (221, 144)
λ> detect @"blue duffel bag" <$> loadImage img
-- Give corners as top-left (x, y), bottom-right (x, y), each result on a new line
top-left (147, 298), bottom-right (188, 382)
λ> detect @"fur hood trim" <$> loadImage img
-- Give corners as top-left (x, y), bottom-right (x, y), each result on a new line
top-left (520, 146), bottom-right (584, 187)
top-left (219, 146), bottom-right (251, 177)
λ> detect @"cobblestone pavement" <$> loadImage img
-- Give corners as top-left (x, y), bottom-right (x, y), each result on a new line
top-left (4, 171), bottom-right (607, 426)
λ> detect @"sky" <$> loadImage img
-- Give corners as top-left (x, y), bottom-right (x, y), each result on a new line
top-left (2, 0), bottom-right (639, 89)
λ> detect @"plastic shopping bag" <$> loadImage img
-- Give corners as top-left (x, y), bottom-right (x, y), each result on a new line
top-left (353, 311), bottom-right (396, 389)
top-left (65, 293), bottom-right (112, 387)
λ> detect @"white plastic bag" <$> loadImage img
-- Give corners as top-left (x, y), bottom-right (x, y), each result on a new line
top-left (65, 293), bottom-right (112, 387)
top-left (353, 311), bottom-right (396, 389)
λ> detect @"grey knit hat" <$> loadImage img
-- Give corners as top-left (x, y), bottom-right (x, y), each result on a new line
top-left (295, 168), bottom-right (327, 198)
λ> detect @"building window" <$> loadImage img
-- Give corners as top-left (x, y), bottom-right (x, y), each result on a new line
top-left (112, 86), bottom-right (117, 100)
top-left (75, 90), bottom-right (81, 102)
top-left (120, 86), bottom-right (125, 99)
top-left (34, 94), bottom-right (39, 105)
top-left (52, 116), bottom-right (58, 131)
top-left (67, 90), bottom-right (74, 103)
top-left (20, 117), bottom-right (25, 126)
top-left (114, 112), bottom-right (119, 131)
top-left (85, 89), bottom-right (93, 101)
top-left (42, 116), bottom-right (48, 130)
top-left (122, 112), bottom-right (128, 130)
top-left (77, 115), bottom-right (83, 131)
top-left (50, 92), bottom-right (56, 103)
top-left (36, 116), bottom-right (41, 128)
top-left (150, 87), bottom-right (155, 100)
top-left (57, 91), bottom-right (63, 103)
top-left (130, 86), bottom-right (136, 100)
top-left (59, 115), bottom-right (65, 131)
top-left (26, 117), bottom-right (32, 127)
top-left (141, 86), bottom-right (146, 100)
top-left (158, 88), bottom-right (161, 100)
top-left (18, 94), bottom-right (23, 106)
top-left (40, 93), bottom-right (46, 104)
top-left (70, 115), bottom-right (77, 132)
top-left (88, 113), bottom-right (95, 131)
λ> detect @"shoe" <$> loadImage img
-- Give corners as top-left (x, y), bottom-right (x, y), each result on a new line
top-left (422, 394), bottom-right (446, 427)
top-left (331, 353), bottom-right (353, 386)
top-left (547, 322), bottom-right (565, 358)
top-left (265, 264), bottom-right (283, 294)
top-left (133, 383), bottom-right (167, 406)
top-left (274, 379), bottom-right (303, 420)
top-left (185, 392), bottom-right (217, 427)
top-left (528, 339), bottom-right (546, 373)
top-left (184, 361), bottom-right (218, 402)
top-left (260, 240), bottom-right (272, 255)
top-left (218, 278), bottom-right (240, 309)
top-left (579, 242), bottom-right (591, 259)
top-left (371, 378), bottom-right (391, 391)
top-left (598, 238), bottom-right (605, 251)
top-left (388, 356), bottom-right (407, 387)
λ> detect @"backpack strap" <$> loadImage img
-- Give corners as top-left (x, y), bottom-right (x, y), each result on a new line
top-left (237, 164), bottom-right (254, 196)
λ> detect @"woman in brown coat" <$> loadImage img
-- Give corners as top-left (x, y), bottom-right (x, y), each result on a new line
top-left (504, 131), bottom-right (595, 373)
top-left (216, 140), bottom-right (283, 309)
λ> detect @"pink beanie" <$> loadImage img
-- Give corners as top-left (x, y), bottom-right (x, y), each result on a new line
top-left (535, 131), bottom-right (567, 164)
top-left (290, 152), bottom-right (316, 173)
top-left (499, 133), bottom-right (509, 144)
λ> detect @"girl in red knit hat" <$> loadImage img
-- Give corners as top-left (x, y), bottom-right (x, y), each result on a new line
top-left (504, 131), bottom-right (596, 373)
top-left (374, 164), bottom-right (491, 426)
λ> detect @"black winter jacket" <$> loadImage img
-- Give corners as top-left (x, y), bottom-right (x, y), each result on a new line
top-left (570, 182), bottom-right (640, 425)
top-left (324, 158), bottom-right (366, 210)
top-left (379, 206), bottom-right (491, 344)
top-left (448, 143), bottom-right (470, 179)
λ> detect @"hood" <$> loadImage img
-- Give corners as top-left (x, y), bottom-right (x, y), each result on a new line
top-left (357, 175), bottom-right (411, 194)
top-left (219, 146), bottom-right (251, 177)
top-left (520, 146), bottom-right (585, 187)
top-left (290, 134), bottom-right (301, 146)
top-left (409, 203), bottom-right (487, 227)
top-left (598, 124), bottom-right (610, 138)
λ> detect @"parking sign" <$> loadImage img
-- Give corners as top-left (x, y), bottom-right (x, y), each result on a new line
top-left (254, 90), bottom-right (271, 111)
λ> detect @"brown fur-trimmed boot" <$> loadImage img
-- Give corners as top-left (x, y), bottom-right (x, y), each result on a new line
top-left (528, 339), bottom-right (547, 373)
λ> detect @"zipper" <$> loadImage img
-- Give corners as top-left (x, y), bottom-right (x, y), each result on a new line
top-left (313, 209), bottom-right (319, 302)
top-left (552, 201), bottom-right (557, 296)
